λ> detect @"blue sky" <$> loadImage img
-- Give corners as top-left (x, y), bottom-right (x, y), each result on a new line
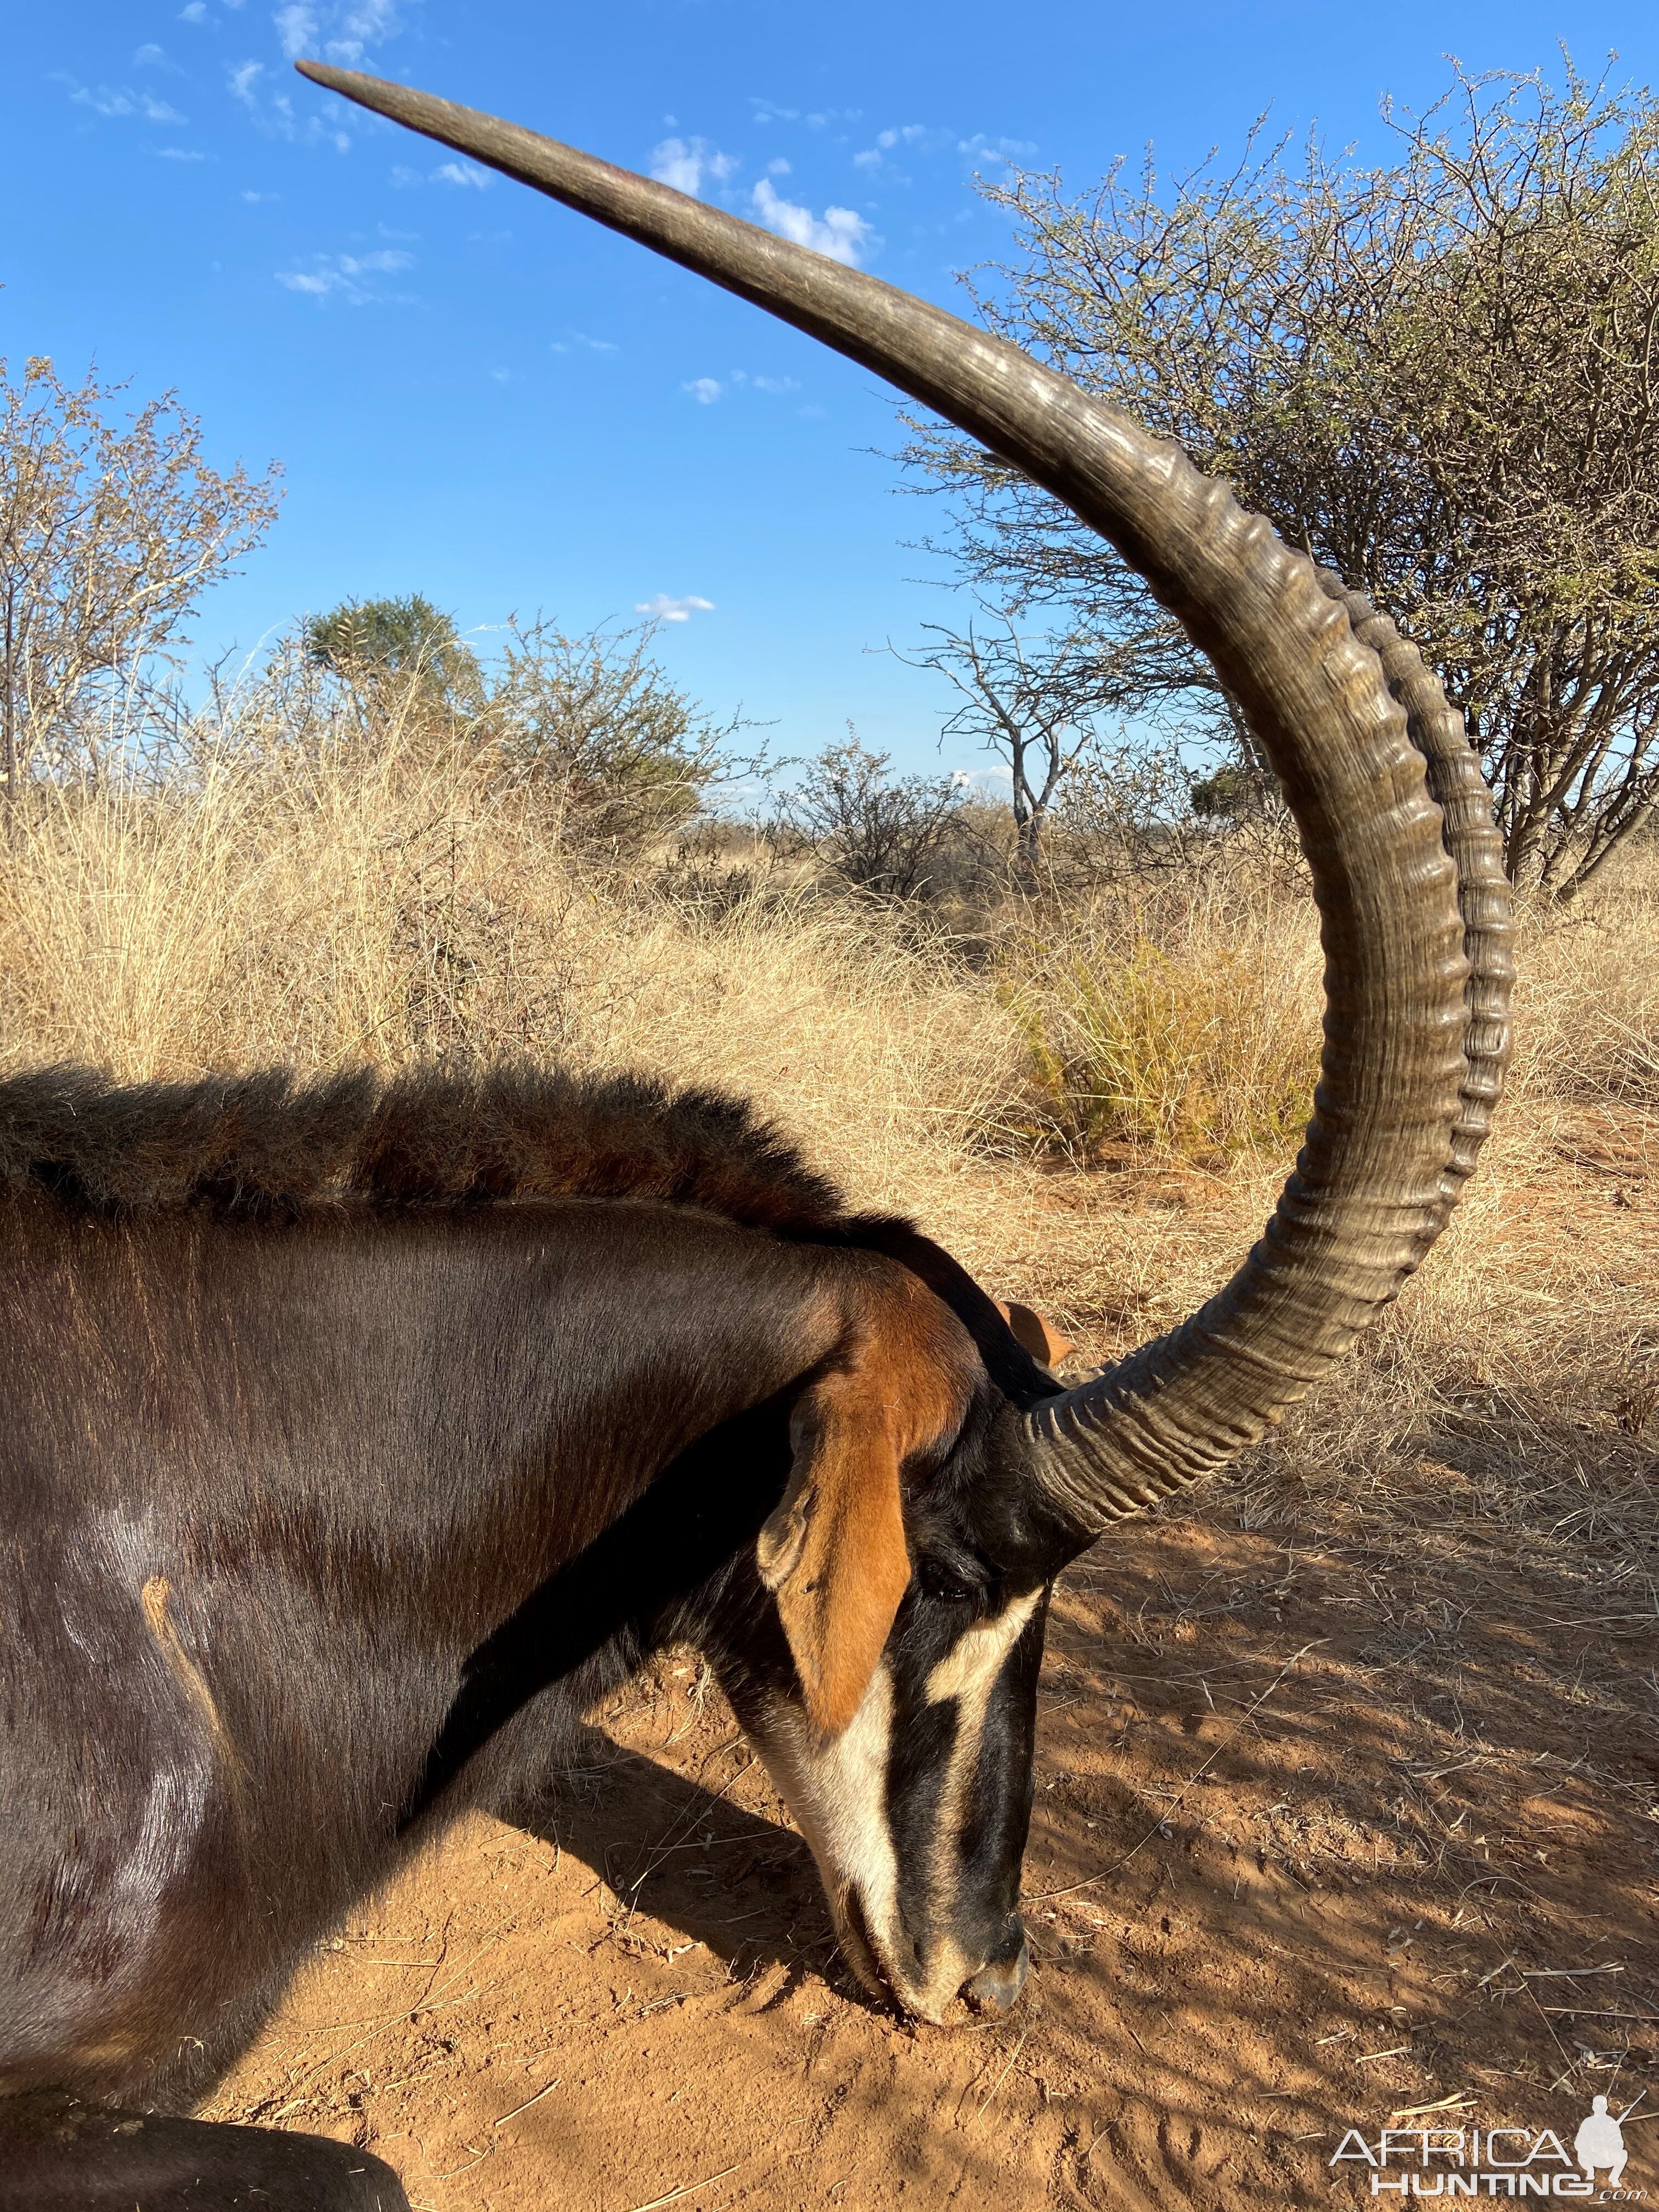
top-left (8, 0), bottom-right (1657, 777)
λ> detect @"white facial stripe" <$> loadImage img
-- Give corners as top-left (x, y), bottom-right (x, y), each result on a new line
top-left (755, 1663), bottom-right (900, 1967)
top-left (926, 1589), bottom-right (1042, 1708)
top-left (923, 1589), bottom-right (1042, 1961)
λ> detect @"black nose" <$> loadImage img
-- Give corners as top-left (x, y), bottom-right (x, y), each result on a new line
top-left (963, 1926), bottom-right (1030, 2012)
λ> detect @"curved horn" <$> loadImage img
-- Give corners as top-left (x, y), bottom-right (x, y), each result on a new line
top-left (296, 61), bottom-right (1515, 1541)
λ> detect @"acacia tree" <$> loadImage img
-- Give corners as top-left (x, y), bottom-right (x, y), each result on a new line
top-left (902, 64), bottom-right (1659, 896)
top-left (303, 594), bottom-right (482, 709)
top-left (0, 357), bottom-right (280, 794)
top-left (891, 614), bottom-right (1115, 874)
top-left (300, 601), bottom-right (734, 846)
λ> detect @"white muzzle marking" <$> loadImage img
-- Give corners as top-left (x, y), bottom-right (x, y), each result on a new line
top-left (753, 1592), bottom-right (1041, 2022)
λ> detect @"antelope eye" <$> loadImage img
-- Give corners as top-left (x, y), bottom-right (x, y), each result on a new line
top-left (916, 1559), bottom-right (984, 1609)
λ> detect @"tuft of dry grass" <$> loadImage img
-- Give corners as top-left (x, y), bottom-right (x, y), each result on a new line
top-left (999, 877), bottom-right (1323, 1162)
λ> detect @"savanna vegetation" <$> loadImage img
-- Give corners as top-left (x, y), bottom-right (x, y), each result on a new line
top-left (2, 53), bottom-right (1655, 2206)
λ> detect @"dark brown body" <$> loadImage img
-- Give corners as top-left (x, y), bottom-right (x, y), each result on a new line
top-left (0, 1189), bottom-right (906, 2109)
top-left (0, 1066), bottom-right (1081, 2209)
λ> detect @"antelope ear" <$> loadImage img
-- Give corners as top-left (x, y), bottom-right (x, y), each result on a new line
top-left (757, 1369), bottom-right (910, 1734)
top-left (997, 1299), bottom-right (1076, 1370)
top-left (757, 1290), bottom-right (974, 1734)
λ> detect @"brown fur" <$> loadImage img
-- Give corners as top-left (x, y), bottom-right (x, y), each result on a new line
top-left (997, 1301), bottom-right (1076, 1370)
top-left (758, 1275), bottom-right (979, 1732)
top-left (0, 1063), bottom-right (882, 1239)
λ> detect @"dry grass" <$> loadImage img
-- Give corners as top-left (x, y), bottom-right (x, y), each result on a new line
top-left (1000, 873), bottom-right (1323, 1160)
top-left (0, 731), bottom-right (1018, 1218)
top-left (2, 706), bottom-right (1656, 1585)
top-left (18, 698), bottom-right (1650, 2206)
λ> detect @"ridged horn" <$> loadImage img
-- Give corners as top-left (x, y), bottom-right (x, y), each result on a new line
top-left (295, 60), bottom-right (1515, 1542)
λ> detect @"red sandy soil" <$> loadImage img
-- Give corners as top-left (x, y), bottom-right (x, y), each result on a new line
top-left (211, 1483), bottom-right (1659, 2211)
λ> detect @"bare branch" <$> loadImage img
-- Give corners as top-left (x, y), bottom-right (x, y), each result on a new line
top-left (898, 61), bottom-right (1659, 896)
top-left (0, 357), bottom-right (281, 792)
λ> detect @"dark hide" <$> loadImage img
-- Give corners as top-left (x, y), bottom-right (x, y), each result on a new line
top-left (399, 1378), bottom-right (810, 1826)
top-left (0, 1069), bottom-right (1070, 2207)
top-left (0, 1062), bottom-right (854, 1231)
top-left (0, 2096), bottom-right (409, 2211)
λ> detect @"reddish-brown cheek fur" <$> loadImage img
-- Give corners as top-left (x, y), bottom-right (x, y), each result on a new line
top-left (769, 1277), bottom-right (978, 1734)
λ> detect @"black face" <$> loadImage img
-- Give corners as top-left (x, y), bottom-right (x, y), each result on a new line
top-left (703, 1402), bottom-right (1077, 2021)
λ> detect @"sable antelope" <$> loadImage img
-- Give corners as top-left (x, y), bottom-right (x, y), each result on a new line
top-left (0, 62), bottom-right (1514, 2212)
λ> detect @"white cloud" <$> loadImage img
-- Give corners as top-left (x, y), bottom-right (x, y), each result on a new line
top-left (650, 136), bottom-right (737, 198)
top-left (957, 132), bottom-right (1037, 163)
top-left (726, 369), bottom-right (798, 395)
top-left (550, 332), bottom-right (617, 354)
top-left (233, 53), bottom-right (349, 147)
top-left (276, 245), bottom-right (415, 302)
top-left (270, 0), bottom-right (400, 69)
top-left (392, 159), bottom-right (494, 189)
top-left (154, 145), bottom-right (207, 160)
top-left (766, 157), bottom-right (791, 176)
top-left (749, 96), bottom-right (861, 132)
top-left (241, 188), bottom-right (279, 200)
top-left (134, 43), bottom-right (168, 65)
top-left (180, 1), bottom-right (208, 16)
top-left (273, 3), bottom-right (317, 59)
top-left (750, 178), bottom-right (870, 267)
top-left (337, 0), bottom-right (398, 37)
top-left (855, 123), bottom-right (934, 172)
top-left (635, 594), bottom-right (714, 623)
top-left (683, 369), bottom-right (797, 402)
top-left (69, 82), bottom-right (187, 124)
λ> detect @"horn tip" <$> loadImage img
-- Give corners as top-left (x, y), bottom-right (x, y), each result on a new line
top-left (295, 57), bottom-right (371, 95)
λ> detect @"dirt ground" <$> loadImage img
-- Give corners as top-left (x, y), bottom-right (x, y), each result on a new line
top-left (210, 1505), bottom-right (1659, 2210)
top-left (210, 1143), bottom-right (1659, 2212)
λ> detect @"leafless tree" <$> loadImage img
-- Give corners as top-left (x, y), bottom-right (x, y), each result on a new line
top-left (889, 614), bottom-right (1119, 874)
top-left (0, 357), bottom-right (280, 795)
top-left (901, 62), bottom-right (1659, 896)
